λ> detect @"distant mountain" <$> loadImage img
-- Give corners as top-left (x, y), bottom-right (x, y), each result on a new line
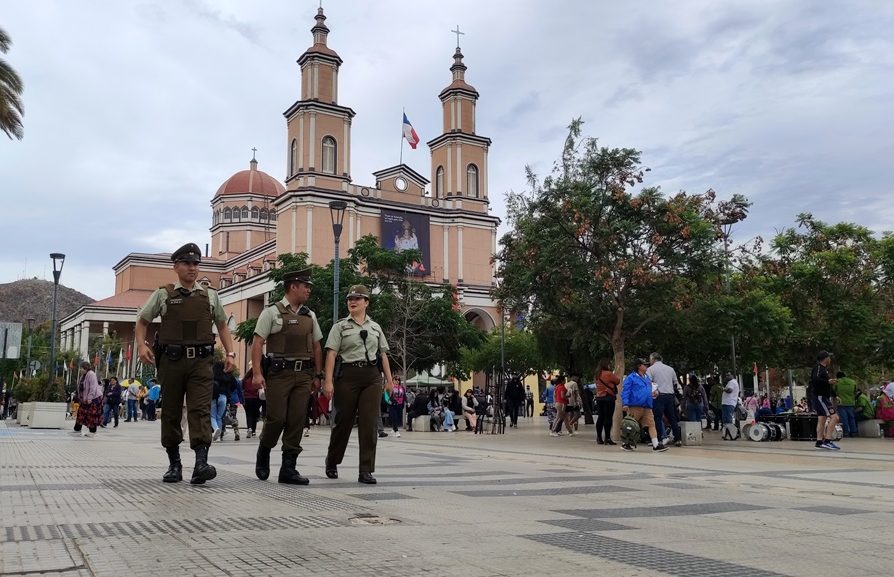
top-left (0, 279), bottom-right (94, 326)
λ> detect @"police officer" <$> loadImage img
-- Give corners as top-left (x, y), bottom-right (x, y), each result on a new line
top-left (323, 285), bottom-right (394, 484)
top-left (251, 268), bottom-right (323, 484)
top-left (135, 243), bottom-right (236, 485)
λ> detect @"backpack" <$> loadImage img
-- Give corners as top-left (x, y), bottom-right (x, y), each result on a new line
top-left (687, 385), bottom-right (702, 404)
top-left (620, 415), bottom-right (641, 446)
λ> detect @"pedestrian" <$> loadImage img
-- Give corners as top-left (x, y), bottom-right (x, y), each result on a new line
top-left (543, 379), bottom-right (556, 429)
top-left (389, 377), bottom-right (406, 437)
top-left (721, 373), bottom-right (740, 440)
top-left (550, 376), bottom-right (567, 436)
top-left (525, 384), bottom-right (534, 418)
top-left (706, 376), bottom-right (723, 431)
top-left (323, 285), bottom-right (395, 485)
top-left (810, 351), bottom-right (841, 450)
top-left (146, 379), bottom-right (160, 421)
top-left (620, 358), bottom-right (667, 452)
top-left (124, 377), bottom-right (141, 422)
top-left (594, 360), bottom-right (619, 445)
top-left (682, 374), bottom-right (709, 424)
top-left (135, 242), bottom-right (236, 485)
top-left (210, 361), bottom-right (231, 440)
top-left (241, 367), bottom-right (263, 438)
top-left (646, 353), bottom-right (682, 447)
top-left (72, 362), bottom-right (103, 437)
top-left (834, 371), bottom-right (857, 438)
top-left (505, 376), bottom-right (524, 428)
top-left (102, 376), bottom-right (122, 428)
top-left (251, 268), bottom-right (323, 485)
top-left (138, 382), bottom-right (149, 420)
top-left (564, 376), bottom-right (582, 435)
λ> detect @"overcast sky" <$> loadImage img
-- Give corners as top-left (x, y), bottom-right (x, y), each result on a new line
top-left (2, 0), bottom-right (893, 300)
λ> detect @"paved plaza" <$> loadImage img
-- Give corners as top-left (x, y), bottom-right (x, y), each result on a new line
top-left (2, 415), bottom-right (893, 577)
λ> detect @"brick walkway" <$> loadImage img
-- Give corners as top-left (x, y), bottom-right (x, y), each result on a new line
top-left (2, 416), bottom-right (893, 576)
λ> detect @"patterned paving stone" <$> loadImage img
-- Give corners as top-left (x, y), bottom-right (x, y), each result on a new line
top-left (793, 505), bottom-right (872, 515)
top-left (348, 492), bottom-right (417, 501)
top-left (558, 502), bottom-right (770, 519)
top-left (453, 484), bottom-right (637, 497)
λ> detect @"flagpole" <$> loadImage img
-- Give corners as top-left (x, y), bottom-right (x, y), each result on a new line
top-left (399, 108), bottom-right (405, 165)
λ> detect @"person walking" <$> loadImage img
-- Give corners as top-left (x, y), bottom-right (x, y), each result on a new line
top-left (620, 358), bottom-right (667, 452)
top-left (811, 351), bottom-right (841, 450)
top-left (543, 379), bottom-right (556, 430)
top-left (706, 376), bottom-right (723, 431)
top-left (525, 385), bottom-right (534, 418)
top-left (550, 376), bottom-right (568, 436)
top-left (135, 242), bottom-right (236, 485)
top-left (124, 377), bottom-right (141, 422)
top-left (505, 376), bottom-right (525, 428)
top-left (210, 362), bottom-right (232, 441)
top-left (388, 378), bottom-right (406, 437)
top-left (564, 376), bottom-right (582, 435)
top-left (146, 379), bottom-right (160, 421)
top-left (647, 353), bottom-right (682, 447)
top-left (102, 376), bottom-right (122, 428)
top-left (594, 360), bottom-right (619, 445)
top-left (323, 285), bottom-right (394, 485)
top-left (721, 373), bottom-right (740, 440)
top-left (251, 268), bottom-right (323, 485)
top-left (72, 362), bottom-right (103, 436)
top-left (241, 367), bottom-right (263, 438)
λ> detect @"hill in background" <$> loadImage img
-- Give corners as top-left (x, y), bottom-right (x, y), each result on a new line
top-left (0, 279), bottom-right (94, 326)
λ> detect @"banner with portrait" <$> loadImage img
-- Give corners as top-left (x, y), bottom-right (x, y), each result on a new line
top-left (381, 210), bottom-right (431, 277)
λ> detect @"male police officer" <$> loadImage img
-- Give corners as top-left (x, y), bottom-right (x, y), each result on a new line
top-left (135, 243), bottom-right (236, 485)
top-left (251, 268), bottom-right (323, 484)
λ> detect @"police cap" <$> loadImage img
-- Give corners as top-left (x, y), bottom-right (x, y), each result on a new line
top-left (282, 267), bottom-right (313, 286)
top-left (171, 243), bottom-right (202, 263)
top-left (346, 284), bottom-right (370, 300)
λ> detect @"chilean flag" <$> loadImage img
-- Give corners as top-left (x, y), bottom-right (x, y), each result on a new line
top-left (402, 113), bottom-right (419, 149)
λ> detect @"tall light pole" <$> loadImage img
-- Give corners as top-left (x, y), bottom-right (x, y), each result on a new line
top-left (329, 201), bottom-right (347, 324)
top-left (720, 222), bottom-right (737, 379)
top-left (47, 253), bottom-right (65, 392)
top-left (26, 318), bottom-right (34, 374)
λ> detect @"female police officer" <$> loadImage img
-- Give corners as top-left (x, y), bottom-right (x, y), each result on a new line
top-left (323, 285), bottom-right (394, 484)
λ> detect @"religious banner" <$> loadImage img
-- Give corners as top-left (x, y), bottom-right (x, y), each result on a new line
top-left (381, 210), bottom-right (430, 277)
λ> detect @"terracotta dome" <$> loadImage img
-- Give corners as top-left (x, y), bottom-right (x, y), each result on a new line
top-left (214, 159), bottom-right (285, 199)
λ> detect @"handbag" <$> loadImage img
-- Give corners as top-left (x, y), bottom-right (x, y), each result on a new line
top-left (876, 395), bottom-right (894, 421)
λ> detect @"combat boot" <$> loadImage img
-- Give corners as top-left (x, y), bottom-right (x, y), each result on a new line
top-left (190, 445), bottom-right (217, 485)
top-left (162, 447), bottom-right (182, 483)
top-left (278, 451), bottom-right (309, 485)
top-left (256, 445), bottom-right (272, 480)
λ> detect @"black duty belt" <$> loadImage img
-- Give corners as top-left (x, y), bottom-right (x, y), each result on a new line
top-left (270, 358), bottom-right (314, 372)
top-left (342, 360), bottom-right (375, 368)
top-left (162, 344), bottom-right (214, 360)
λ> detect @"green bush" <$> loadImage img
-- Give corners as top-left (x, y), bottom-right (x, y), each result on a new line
top-left (12, 377), bottom-right (66, 403)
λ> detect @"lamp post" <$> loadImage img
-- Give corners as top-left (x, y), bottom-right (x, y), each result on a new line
top-left (329, 201), bottom-right (347, 323)
top-left (720, 221), bottom-right (737, 378)
top-left (47, 253), bottom-right (65, 390)
top-left (26, 317), bottom-right (34, 374)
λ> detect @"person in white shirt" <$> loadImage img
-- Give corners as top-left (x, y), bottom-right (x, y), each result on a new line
top-left (721, 374), bottom-right (740, 440)
top-left (125, 378), bottom-right (142, 422)
top-left (646, 353), bottom-right (682, 447)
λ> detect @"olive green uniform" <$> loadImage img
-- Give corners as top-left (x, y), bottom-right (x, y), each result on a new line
top-left (255, 298), bottom-right (322, 454)
top-left (325, 316), bottom-right (389, 473)
top-left (139, 282), bottom-right (226, 449)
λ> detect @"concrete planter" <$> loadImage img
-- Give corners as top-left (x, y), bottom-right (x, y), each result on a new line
top-left (18, 402), bottom-right (34, 426)
top-left (28, 402), bottom-right (67, 429)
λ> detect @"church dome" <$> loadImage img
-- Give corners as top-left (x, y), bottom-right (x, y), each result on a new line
top-left (214, 158), bottom-right (285, 199)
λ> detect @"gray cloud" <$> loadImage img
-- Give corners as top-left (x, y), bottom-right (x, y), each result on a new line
top-left (1, 0), bottom-right (893, 300)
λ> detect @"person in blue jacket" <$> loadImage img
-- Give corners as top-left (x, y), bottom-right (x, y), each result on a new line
top-left (621, 358), bottom-right (668, 452)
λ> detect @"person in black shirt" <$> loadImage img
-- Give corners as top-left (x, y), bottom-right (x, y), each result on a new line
top-left (810, 351), bottom-right (840, 450)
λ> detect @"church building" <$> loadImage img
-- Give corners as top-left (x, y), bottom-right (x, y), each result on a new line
top-left (59, 8), bottom-right (501, 376)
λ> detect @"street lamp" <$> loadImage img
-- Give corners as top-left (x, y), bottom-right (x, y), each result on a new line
top-left (47, 253), bottom-right (65, 389)
top-left (329, 201), bottom-right (347, 323)
top-left (26, 317), bottom-right (34, 374)
top-left (719, 220), bottom-right (737, 379)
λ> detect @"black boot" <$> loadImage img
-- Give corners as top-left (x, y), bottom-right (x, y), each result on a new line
top-left (190, 445), bottom-right (217, 485)
top-left (256, 445), bottom-right (271, 481)
top-left (163, 447), bottom-right (182, 483)
top-left (278, 451), bottom-right (309, 485)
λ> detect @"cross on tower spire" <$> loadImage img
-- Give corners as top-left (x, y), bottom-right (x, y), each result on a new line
top-left (451, 25), bottom-right (465, 49)
top-left (251, 147), bottom-right (257, 161)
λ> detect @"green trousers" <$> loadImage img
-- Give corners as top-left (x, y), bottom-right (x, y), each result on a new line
top-left (259, 368), bottom-right (313, 453)
top-left (159, 355), bottom-right (212, 450)
top-left (326, 366), bottom-right (382, 473)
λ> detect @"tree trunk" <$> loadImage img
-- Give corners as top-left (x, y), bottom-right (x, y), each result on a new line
top-left (610, 308), bottom-right (626, 441)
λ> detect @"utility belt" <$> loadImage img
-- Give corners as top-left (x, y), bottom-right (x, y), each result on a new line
top-left (263, 356), bottom-right (314, 376)
top-left (341, 360), bottom-right (377, 368)
top-left (159, 344), bottom-right (214, 361)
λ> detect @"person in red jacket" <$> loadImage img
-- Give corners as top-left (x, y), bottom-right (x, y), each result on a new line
top-left (550, 376), bottom-right (568, 436)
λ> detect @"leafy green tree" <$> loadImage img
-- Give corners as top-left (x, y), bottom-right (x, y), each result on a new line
top-left (0, 26), bottom-right (24, 140)
top-left (462, 328), bottom-right (544, 377)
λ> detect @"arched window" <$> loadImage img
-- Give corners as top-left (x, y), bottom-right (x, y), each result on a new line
top-left (436, 166), bottom-right (444, 198)
top-left (224, 207), bottom-right (232, 221)
top-left (466, 164), bottom-right (479, 198)
top-left (289, 139), bottom-right (298, 176)
top-left (251, 207), bottom-right (259, 220)
top-left (322, 136), bottom-right (336, 175)
top-left (260, 208), bottom-right (268, 222)
top-left (212, 211), bottom-right (217, 225)
top-left (270, 210), bottom-right (277, 222)
top-left (241, 206), bottom-right (249, 219)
